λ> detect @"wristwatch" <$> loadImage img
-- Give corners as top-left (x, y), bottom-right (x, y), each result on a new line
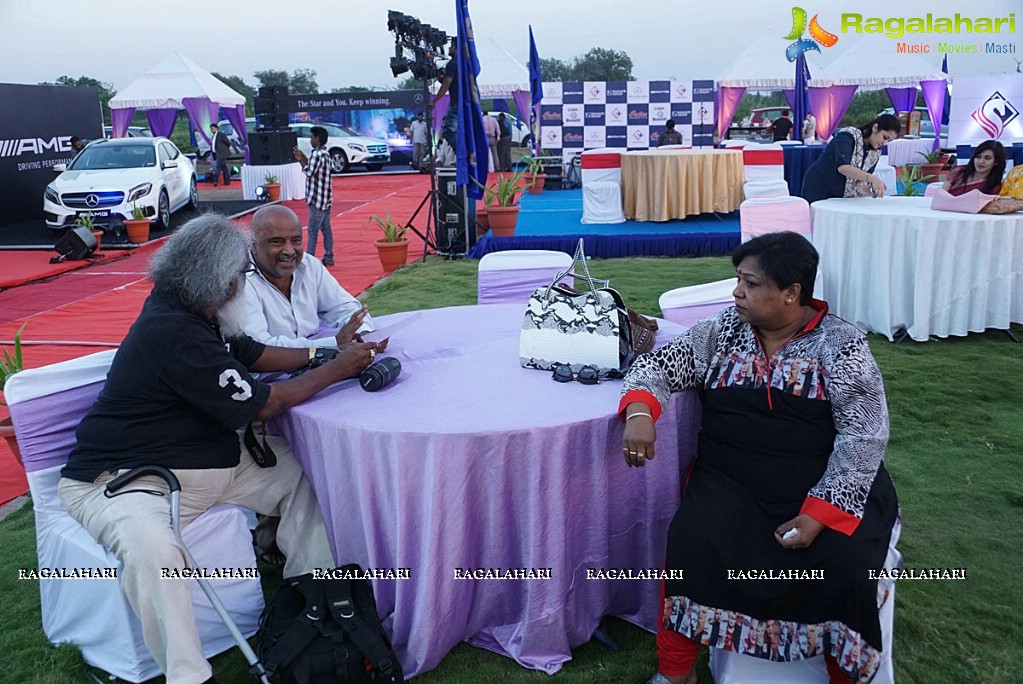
top-left (308, 347), bottom-right (316, 364)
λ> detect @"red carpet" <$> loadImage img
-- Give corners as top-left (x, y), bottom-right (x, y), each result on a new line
top-left (0, 174), bottom-right (433, 505)
top-left (0, 251), bottom-right (127, 290)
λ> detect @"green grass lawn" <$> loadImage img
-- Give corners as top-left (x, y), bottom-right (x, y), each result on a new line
top-left (1, 255), bottom-right (1020, 683)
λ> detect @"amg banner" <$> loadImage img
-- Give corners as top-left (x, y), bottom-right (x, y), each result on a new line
top-left (0, 83), bottom-right (103, 225)
top-left (539, 79), bottom-right (716, 165)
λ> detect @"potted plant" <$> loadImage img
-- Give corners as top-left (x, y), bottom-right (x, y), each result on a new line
top-left (124, 203), bottom-right (150, 244)
top-left (896, 165), bottom-right (936, 197)
top-left (475, 200), bottom-right (490, 239)
top-left (473, 170), bottom-right (527, 237)
top-left (264, 173), bottom-right (282, 202)
top-left (367, 211), bottom-right (409, 273)
top-left (916, 150), bottom-right (945, 180)
top-left (74, 212), bottom-right (105, 251)
top-left (0, 323), bottom-right (26, 465)
top-left (522, 155), bottom-right (546, 194)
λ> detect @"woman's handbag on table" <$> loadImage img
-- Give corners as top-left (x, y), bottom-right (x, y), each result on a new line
top-left (519, 238), bottom-right (653, 378)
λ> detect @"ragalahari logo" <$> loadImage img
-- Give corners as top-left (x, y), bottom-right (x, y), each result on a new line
top-left (785, 7), bottom-right (838, 61)
top-left (971, 91), bottom-right (1019, 138)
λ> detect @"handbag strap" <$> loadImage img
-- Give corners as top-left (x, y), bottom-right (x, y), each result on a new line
top-left (542, 239), bottom-right (607, 307)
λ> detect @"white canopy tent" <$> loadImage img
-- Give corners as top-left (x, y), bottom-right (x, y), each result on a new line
top-left (108, 52), bottom-right (247, 155)
top-left (716, 35), bottom-right (829, 91)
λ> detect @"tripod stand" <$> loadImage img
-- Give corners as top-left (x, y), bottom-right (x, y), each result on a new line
top-left (402, 78), bottom-right (478, 261)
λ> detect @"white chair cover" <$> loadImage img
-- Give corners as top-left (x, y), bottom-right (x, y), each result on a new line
top-left (6, 351), bottom-right (264, 683)
top-left (580, 149), bottom-right (625, 223)
top-left (477, 250), bottom-right (574, 305)
top-left (740, 196), bottom-right (812, 243)
top-left (873, 158), bottom-right (898, 197)
top-left (743, 179), bottom-right (790, 199)
top-left (658, 279), bottom-right (735, 329)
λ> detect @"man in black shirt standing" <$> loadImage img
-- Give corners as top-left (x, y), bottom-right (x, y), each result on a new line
top-left (770, 110), bottom-right (794, 142)
top-left (59, 214), bottom-right (383, 684)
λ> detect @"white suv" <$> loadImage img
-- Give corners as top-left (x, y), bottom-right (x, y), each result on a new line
top-left (289, 123), bottom-right (390, 173)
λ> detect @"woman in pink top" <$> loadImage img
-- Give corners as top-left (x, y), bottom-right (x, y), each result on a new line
top-left (943, 140), bottom-right (1005, 196)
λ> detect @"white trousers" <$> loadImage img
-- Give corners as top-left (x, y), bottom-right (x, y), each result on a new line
top-left (59, 434), bottom-right (333, 684)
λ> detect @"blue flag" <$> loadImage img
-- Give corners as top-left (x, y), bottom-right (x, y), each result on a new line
top-left (792, 52), bottom-right (811, 143)
top-left (528, 25), bottom-right (543, 154)
top-left (941, 54), bottom-right (950, 126)
top-left (454, 0), bottom-right (488, 199)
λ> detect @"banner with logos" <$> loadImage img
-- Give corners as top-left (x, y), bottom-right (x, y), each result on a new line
top-left (0, 83), bottom-right (102, 225)
top-left (538, 79), bottom-right (716, 164)
top-left (948, 74), bottom-right (1023, 145)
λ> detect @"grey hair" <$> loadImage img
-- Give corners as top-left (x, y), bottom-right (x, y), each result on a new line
top-left (148, 213), bottom-right (252, 313)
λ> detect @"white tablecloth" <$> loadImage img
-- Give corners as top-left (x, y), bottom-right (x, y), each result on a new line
top-left (240, 163), bottom-right (306, 201)
top-left (884, 139), bottom-right (936, 167)
top-left (812, 197), bottom-right (1023, 341)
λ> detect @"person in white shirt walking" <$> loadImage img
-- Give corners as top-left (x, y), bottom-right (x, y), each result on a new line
top-left (409, 112), bottom-right (429, 172)
top-left (482, 111), bottom-right (500, 172)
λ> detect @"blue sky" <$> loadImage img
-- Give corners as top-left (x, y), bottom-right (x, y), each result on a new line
top-left (0, 0), bottom-right (1018, 92)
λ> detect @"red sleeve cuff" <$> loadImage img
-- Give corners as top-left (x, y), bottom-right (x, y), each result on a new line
top-left (618, 390), bottom-right (662, 422)
top-left (800, 496), bottom-right (860, 536)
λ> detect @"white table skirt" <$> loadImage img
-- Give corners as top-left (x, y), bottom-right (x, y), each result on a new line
top-left (812, 196), bottom-right (1023, 341)
top-left (241, 163), bottom-right (306, 201)
top-left (884, 138), bottom-right (936, 167)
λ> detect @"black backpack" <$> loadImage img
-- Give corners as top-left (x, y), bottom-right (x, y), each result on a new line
top-left (258, 565), bottom-right (404, 684)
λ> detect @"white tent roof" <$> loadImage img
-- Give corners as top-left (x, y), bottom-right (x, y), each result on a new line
top-left (716, 35), bottom-right (829, 90)
top-left (814, 39), bottom-right (946, 88)
top-left (108, 52), bottom-right (245, 110)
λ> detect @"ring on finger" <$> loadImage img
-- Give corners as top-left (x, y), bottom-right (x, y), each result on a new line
top-left (369, 349), bottom-right (377, 361)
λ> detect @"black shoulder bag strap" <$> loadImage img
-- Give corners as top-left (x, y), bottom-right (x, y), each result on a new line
top-left (323, 578), bottom-right (404, 683)
top-left (262, 577), bottom-right (327, 674)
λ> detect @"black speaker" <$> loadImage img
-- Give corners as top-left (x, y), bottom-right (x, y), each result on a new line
top-left (434, 168), bottom-right (475, 254)
top-left (255, 86), bottom-right (290, 131)
top-left (249, 131), bottom-right (299, 166)
top-left (541, 158), bottom-right (564, 190)
top-left (54, 226), bottom-right (97, 260)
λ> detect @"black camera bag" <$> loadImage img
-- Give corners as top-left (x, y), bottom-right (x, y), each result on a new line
top-left (258, 565), bottom-right (403, 684)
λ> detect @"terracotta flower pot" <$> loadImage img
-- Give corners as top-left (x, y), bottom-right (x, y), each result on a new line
top-left (0, 416), bottom-right (22, 466)
top-left (487, 205), bottom-right (520, 237)
top-left (476, 205), bottom-right (490, 238)
top-left (91, 229), bottom-right (104, 251)
top-left (375, 238), bottom-right (410, 273)
top-left (123, 218), bottom-right (150, 244)
top-left (529, 172), bottom-right (545, 194)
top-left (265, 183), bottom-right (282, 202)
top-left (919, 163), bottom-right (943, 181)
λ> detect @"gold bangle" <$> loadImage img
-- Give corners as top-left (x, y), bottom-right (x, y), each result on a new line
top-left (626, 411), bottom-right (653, 422)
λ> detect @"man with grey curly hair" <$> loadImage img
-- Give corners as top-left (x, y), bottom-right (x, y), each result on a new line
top-left (58, 214), bottom-right (384, 684)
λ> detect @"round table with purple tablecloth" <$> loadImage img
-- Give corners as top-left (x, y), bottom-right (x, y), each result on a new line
top-left (273, 303), bottom-right (699, 677)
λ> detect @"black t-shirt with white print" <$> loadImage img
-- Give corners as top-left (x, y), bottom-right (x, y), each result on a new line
top-left (62, 292), bottom-right (271, 482)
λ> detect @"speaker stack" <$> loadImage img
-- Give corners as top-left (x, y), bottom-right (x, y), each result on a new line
top-left (249, 130), bottom-right (299, 166)
top-left (254, 85), bottom-right (290, 131)
top-left (434, 168), bottom-right (476, 254)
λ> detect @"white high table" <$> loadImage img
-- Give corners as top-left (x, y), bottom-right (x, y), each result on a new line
top-left (240, 162), bottom-right (306, 201)
top-left (812, 197), bottom-right (1023, 342)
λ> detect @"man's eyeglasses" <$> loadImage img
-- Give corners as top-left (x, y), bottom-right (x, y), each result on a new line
top-left (552, 363), bottom-right (600, 385)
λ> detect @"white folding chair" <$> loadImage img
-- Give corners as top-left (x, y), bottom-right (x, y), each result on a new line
top-left (743, 179), bottom-right (790, 199)
top-left (5, 351), bottom-right (264, 683)
top-left (740, 196), bottom-right (812, 243)
top-left (580, 148), bottom-right (625, 224)
top-left (477, 250), bottom-right (573, 305)
top-left (742, 143), bottom-right (785, 182)
top-left (658, 279), bottom-right (735, 329)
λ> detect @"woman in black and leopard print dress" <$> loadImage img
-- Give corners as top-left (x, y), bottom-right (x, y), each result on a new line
top-left (621, 232), bottom-right (899, 684)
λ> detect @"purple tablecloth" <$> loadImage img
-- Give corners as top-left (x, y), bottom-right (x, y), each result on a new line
top-left (274, 303), bottom-right (699, 677)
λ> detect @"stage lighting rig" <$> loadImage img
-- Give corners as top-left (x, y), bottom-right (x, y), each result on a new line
top-left (386, 10), bottom-right (448, 82)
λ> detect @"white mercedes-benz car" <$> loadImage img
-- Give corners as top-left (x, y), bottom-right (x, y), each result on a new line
top-left (289, 122), bottom-right (390, 173)
top-left (43, 137), bottom-right (197, 231)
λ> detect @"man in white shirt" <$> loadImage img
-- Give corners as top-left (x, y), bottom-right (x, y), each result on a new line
top-left (242, 204), bottom-right (373, 350)
top-left (409, 112), bottom-right (429, 171)
top-left (482, 111), bottom-right (500, 172)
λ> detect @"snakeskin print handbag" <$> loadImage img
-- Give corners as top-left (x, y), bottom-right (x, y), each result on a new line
top-left (519, 239), bottom-right (636, 378)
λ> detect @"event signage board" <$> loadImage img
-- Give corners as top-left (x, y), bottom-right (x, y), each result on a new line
top-left (540, 79), bottom-right (716, 164)
top-left (0, 83), bottom-right (102, 226)
top-left (948, 74), bottom-right (1023, 144)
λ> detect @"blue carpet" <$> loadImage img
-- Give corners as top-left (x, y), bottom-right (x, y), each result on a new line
top-left (468, 188), bottom-right (740, 259)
